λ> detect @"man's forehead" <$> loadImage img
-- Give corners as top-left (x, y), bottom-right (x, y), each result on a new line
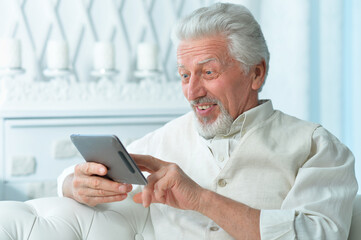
top-left (177, 37), bottom-right (228, 56)
top-left (177, 57), bottom-right (219, 68)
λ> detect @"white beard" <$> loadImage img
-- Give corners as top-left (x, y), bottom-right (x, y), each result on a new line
top-left (191, 97), bottom-right (233, 139)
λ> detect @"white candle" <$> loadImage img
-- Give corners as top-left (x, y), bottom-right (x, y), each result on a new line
top-left (137, 43), bottom-right (158, 71)
top-left (0, 38), bottom-right (21, 69)
top-left (93, 41), bottom-right (115, 70)
top-left (46, 40), bottom-right (69, 69)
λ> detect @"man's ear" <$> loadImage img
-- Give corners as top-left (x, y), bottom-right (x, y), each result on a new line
top-left (251, 60), bottom-right (266, 91)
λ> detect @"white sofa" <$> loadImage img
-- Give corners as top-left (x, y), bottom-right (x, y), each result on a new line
top-left (0, 194), bottom-right (360, 239)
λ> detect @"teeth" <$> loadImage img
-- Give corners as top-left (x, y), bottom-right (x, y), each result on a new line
top-left (197, 105), bottom-right (211, 110)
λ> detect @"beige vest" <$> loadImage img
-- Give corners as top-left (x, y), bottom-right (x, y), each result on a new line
top-left (215, 110), bottom-right (319, 209)
top-left (129, 110), bottom-right (320, 239)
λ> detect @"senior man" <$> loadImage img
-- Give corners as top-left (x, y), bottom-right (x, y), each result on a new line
top-left (58, 3), bottom-right (358, 239)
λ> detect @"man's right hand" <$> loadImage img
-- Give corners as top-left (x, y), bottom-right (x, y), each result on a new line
top-left (62, 162), bottom-right (133, 207)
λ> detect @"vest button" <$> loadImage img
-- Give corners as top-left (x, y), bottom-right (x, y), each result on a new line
top-left (218, 179), bottom-right (227, 187)
top-left (210, 226), bottom-right (219, 231)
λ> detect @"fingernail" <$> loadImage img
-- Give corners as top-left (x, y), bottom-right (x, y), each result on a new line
top-left (99, 168), bottom-right (106, 174)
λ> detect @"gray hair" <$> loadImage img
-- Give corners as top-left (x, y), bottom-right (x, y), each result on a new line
top-left (172, 3), bottom-right (270, 81)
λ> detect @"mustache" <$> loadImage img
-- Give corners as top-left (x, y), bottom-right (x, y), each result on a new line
top-left (190, 97), bottom-right (220, 106)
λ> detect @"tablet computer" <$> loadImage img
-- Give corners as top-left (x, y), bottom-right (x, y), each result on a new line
top-left (70, 134), bottom-right (147, 185)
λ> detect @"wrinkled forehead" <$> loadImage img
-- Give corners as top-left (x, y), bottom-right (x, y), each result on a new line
top-left (176, 37), bottom-right (231, 67)
top-left (177, 58), bottom-right (219, 69)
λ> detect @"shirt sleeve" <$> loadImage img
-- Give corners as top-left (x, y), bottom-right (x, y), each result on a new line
top-left (57, 164), bottom-right (75, 197)
top-left (260, 127), bottom-right (358, 240)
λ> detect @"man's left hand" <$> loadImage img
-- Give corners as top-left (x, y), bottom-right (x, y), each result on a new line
top-left (131, 154), bottom-right (204, 211)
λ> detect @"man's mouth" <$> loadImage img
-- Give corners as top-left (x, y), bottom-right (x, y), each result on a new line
top-left (190, 97), bottom-right (219, 119)
top-left (194, 104), bottom-right (217, 116)
top-left (196, 104), bottom-right (214, 110)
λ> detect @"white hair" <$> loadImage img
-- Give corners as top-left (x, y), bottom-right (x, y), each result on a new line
top-left (172, 2), bottom-right (270, 82)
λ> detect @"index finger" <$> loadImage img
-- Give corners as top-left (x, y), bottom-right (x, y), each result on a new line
top-left (130, 154), bottom-right (168, 172)
top-left (75, 162), bottom-right (107, 176)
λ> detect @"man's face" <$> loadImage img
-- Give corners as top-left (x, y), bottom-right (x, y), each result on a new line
top-left (177, 36), bottom-right (262, 138)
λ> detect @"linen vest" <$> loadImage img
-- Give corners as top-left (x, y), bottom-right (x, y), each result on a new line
top-left (129, 109), bottom-right (320, 239)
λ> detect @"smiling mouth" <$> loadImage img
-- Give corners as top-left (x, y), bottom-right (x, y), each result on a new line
top-left (190, 97), bottom-right (219, 116)
top-left (196, 104), bottom-right (216, 110)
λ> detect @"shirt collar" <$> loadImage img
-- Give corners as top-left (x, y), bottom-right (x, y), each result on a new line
top-left (218, 99), bottom-right (274, 138)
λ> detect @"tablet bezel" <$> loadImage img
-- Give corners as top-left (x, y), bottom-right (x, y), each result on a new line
top-left (70, 134), bottom-right (147, 185)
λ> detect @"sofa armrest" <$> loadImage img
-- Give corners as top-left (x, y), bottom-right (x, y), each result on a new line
top-left (349, 195), bottom-right (361, 240)
top-left (0, 195), bottom-right (154, 240)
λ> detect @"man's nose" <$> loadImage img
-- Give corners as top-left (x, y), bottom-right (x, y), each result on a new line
top-left (187, 75), bottom-right (206, 101)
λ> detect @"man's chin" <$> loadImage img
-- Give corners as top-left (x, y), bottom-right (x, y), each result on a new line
top-left (195, 114), bottom-right (217, 125)
top-left (192, 112), bottom-right (233, 140)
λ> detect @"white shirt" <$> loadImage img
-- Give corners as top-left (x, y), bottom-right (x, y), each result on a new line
top-left (58, 100), bottom-right (358, 239)
top-left (202, 99), bottom-right (269, 169)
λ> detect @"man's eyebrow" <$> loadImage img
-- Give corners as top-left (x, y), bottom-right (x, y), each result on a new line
top-left (197, 58), bottom-right (217, 65)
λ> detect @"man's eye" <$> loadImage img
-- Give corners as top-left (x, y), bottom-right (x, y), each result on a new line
top-left (203, 70), bottom-right (218, 79)
top-left (181, 73), bottom-right (189, 79)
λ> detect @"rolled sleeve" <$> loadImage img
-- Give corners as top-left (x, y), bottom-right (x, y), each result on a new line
top-left (260, 209), bottom-right (296, 239)
top-left (260, 127), bottom-right (358, 240)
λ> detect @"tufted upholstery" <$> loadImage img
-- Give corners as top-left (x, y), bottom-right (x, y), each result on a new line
top-left (0, 195), bottom-right (360, 239)
top-left (349, 195), bottom-right (361, 240)
top-left (0, 195), bottom-right (154, 240)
